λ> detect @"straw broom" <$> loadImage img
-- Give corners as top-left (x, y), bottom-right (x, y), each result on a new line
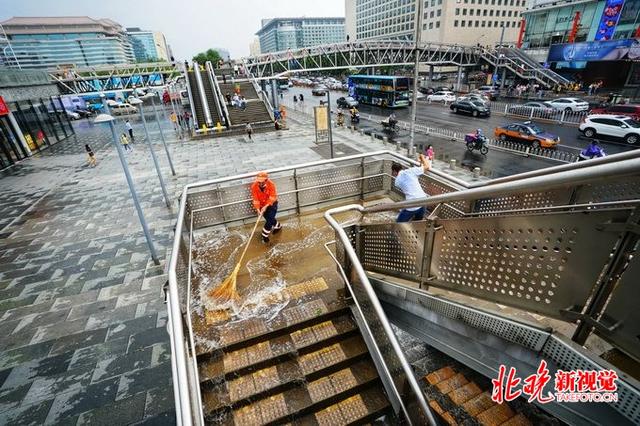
top-left (208, 214), bottom-right (263, 302)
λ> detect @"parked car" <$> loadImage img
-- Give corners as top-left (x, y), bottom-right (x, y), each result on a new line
top-left (450, 99), bottom-right (490, 117)
top-left (311, 85), bottom-right (327, 96)
top-left (588, 104), bottom-right (640, 120)
top-left (494, 121), bottom-right (560, 149)
top-left (65, 109), bottom-right (81, 120)
top-left (72, 108), bottom-right (92, 118)
top-left (336, 96), bottom-right (359, 108)
top-left (458, 93), bottom-right (489, 104)
top-left (110, 103), bottom-right (138, 116)
top-left (507, 101), bottom-right (556, 117)
top-left (547, 97), bottom-right (589, 112)
top-left (427, 91), bottom-right (456, 103)
top-left (579, 114), bottom-right (640, 144)
top-left (477, 85), bottom-right (500, 100)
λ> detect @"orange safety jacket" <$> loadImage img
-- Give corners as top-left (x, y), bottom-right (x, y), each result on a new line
top-left (251, 180), bottom-right (278, 210)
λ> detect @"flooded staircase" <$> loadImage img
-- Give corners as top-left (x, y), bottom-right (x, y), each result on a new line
top-left (194, 280), bottom-right (394, 425)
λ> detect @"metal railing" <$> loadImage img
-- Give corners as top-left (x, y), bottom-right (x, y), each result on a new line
top-left (192, 61), bottom-right (213, 128)
top-left (204, 61), bottom-right (225, 127)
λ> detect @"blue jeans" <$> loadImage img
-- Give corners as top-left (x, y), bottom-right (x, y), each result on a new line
top-left (396, 207), bottom-right (426, 223)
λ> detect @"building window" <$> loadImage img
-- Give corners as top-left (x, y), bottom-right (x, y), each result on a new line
top-left (436, 21), bottom-right (440, 28)
top-left (488, 21), bottom-right (492, 27)
top-left (463, 9), bottom-right (467, 15)
top-left (437, 9), bottom-right (441, 16)
top-left (429, 22), bottom-right (434, 29)
top-left (461, 20), bottom-right (466, 27)
top-left (454, 20), bottom-right (459, 26)
top-left (475, 20), bottom-right (479, 27)
top-left (483, 10), bottom-right (487, 16)
top-left (490, 10), bottom-right (493, 16)
top-left (481, 21), bottom-right (486, 27)
top-left (456, 8), bottom-right (460, 15)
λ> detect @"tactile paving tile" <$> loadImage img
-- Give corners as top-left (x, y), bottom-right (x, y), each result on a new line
top-left (229, 374), bottom-right (256, 401)
top-left (290, 326), bottom-right (316, 348)
top-left (223, 348), bottom-right (249, 372)
top-left (234, 403), bottom-right (263, 425)
top-left (425, 366), bottom-right (456, 385)
top-left (311, 321), bottom-right (338, 341)
top-left (219, 326), bottom-right (245, 346)
top-left (244, 341), bottom-right (273, 365)
top-left (241, 318), bottom-right (268, 340)
top-left (462, 392), bottom-right (495, 417)
top-left (315, 403), bottom-right (345, 426)
top-left (205, 309), bottom-right (231, 325)
top-left (448, 382), bottom-right (482, 405)
top-left (257, 394), bottom-right (288, 423)
top-left (252, 366), bottom-right (280, 394)
top-left (436, 373), bottom-right (469, 394)
top-left (307, 376), bottom-right (335, 403)
top-left (329, 369), bottom-right (358, 394)
top-left (299, 344), bottom-right (345, 375)
top-left (283, 299), bottom-right (328, 326)
top-left (338, 394), bottom-right (369, 423)
top-left (476, 403), bottom-right (515, 426)
top-left (284, 277), bottom-right (329, 299)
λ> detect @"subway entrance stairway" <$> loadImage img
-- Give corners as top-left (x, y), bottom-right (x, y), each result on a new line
top-left (167, 150), bottom-right (640, 425)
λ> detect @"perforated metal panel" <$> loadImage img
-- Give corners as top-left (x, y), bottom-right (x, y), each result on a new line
top-left (594, 254), bottom-right (640, 362)
top-left (543, 336), bottom-right (640, 425)
top-left (186, 187), bottom-right (224, 229)
top-left (474, 188), bottom-right (572, 215)
top-left (297, 164), bottom-right (362, 206)
top-left (577, 175), bottom-right (640, 204)
top-left (427, 210), bottom-right (630, 319)
top-left (361, 222), bottom-right (426, 281)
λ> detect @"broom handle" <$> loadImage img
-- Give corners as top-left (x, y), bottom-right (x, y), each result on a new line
top-left (236, 213), bottom-right (263, 268)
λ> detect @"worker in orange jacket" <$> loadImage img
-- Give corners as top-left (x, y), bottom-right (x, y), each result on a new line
top-left (251, 171), bottom-right (282, 243)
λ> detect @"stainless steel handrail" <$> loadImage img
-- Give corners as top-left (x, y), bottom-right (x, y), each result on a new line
top-left (183, 63), bottom-right (198, 129)
top-left (324, 206), bottom-right (437, 426)
top-left (366, 156), bottom-right (640, 213)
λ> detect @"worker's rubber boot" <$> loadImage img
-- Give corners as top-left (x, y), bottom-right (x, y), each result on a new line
top-left (262, 236), bottom-right (270, 244)
top-left (272, 223), bottom-right (282, 235)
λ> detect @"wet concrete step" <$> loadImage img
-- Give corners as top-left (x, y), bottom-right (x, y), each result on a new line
top-left (198, 312), bottom-right (358, 383)
top-left (424, 365), bottom-right (532, 426)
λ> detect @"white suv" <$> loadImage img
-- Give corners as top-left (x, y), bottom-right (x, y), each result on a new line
top-left (427, 91), bottom-right (456, 103)
top-left (548, 97), bottom-right (589, 112)
top-left (579, 114), bottom-right (640, 144)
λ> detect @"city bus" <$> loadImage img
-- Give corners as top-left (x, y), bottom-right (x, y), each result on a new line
top-left (347, 75), bottom-right (410, 108)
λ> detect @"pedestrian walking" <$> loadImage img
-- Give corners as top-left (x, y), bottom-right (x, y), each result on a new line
top-left (226, 93), bottom-right (232, 106)
top-left (425, 145), bottom-right (434, 161)
top-left (125, 119), bottom-right (134, 142)
top-left (85, 144), bottom-right (97, 167)
top-left (299, 94), bottom-right (304, 102)
top-left (293, 95), bottom-right (298, 104)
top-left (246, 123), bottom-right (253, 141)
top-left (170, 111), bottom-right (178, 131)
top-left (391, 154), bottom-right (431, 222)
top-left (120, 133), bottom-right (132, 152)
top-left (222, 74), bottom-right (227, 84)
top-left (183, 111), bottom-right (191, 129)
top-left (251, 171), bottom-right (282, 243)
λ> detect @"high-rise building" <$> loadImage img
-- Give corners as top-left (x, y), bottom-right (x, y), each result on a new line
top-left (0, 16), bottom-right (135, 69)
top-left (249, 38), bottom-right (262, 56)
top-left (126, 27), bottom-right (170, 62)
top-left (256, 17), bottom-right (346, 53)
top-left (346, 0), bottom-right (528, 45)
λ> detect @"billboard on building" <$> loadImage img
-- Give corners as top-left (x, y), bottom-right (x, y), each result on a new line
top-left (547, 38), bottom-right (640, 62)
top-left (594, 0), bottom-right (625, 41)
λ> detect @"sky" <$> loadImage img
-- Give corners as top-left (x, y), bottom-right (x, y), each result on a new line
top-left (1, 0), bottom-right (345, 59)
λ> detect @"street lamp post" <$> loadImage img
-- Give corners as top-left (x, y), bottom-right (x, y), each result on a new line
top-left (129, 97), bottom-right (171, 208)
top-left (94, 113), bottom-right (160, 265)
top-left (326, 91), bottom-right (334, 159)
top-left (149, 94), bottom-right (176, 176)
top-left (167, 83), bottom-right (182, 139)
top-left (408, 0), bottom-right (425, 157)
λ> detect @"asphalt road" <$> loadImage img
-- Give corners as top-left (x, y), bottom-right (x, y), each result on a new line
top-left (282, 87), bottom-right (636, 157)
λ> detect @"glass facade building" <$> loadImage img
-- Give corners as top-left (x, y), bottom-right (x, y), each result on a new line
top-left (256, 18), bottom-right (345, 53)
top-left (126, 28), bottom-right (170, 62)
top-left (0, 17), bottom-right (134, 69)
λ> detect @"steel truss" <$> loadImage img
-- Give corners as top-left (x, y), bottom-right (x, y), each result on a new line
top-left (49, 62), bottom-right (181, 95)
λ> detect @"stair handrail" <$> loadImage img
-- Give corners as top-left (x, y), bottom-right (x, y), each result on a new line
top-left (324, 206), bottom-right (438, 426)
top-left (192, 61), bottom-right (213, 127)
top-left (183, 62), bottom-right (199, 128)
top-left (205, 61), bottom-right (229, 127)
top-left (243, 60), bottom-right (275, 122)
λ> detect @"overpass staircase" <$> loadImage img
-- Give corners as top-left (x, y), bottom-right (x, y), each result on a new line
top-left (217, 80), bottom-right (273, 127)
top-left (481, 47), bottom-right (571, 88)
top-left (168, 150), bottom-right (640, 425)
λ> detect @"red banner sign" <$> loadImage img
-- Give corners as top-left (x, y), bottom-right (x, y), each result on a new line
top-left (0, 96), bottom-right (9, 116)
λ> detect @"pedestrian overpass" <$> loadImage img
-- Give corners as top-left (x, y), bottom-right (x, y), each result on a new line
top-left (242, 40), bottom-right (569, 88)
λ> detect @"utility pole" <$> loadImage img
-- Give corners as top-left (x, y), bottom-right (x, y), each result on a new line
top-left (326, 91), bottom-right (334, 159)
top-left (408, 0), bottom-right (424, 157)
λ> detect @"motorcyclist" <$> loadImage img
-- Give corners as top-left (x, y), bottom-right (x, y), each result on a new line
top-left (350, 107), bottom-right (360, 123)
top-left (389, 113), bottom-right (397, 127)
top-left (580, 140), bottom-right (606, 160)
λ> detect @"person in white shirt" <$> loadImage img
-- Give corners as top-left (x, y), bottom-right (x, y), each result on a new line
top-left (124, 120), bottom-right (134, 142)
top-left (391, 154), bottom-right (431, 222)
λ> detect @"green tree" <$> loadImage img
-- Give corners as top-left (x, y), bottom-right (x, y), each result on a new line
top-left (193, 49), bottom-right (222, 66)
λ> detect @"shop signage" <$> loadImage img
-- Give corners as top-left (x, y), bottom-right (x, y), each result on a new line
top-left (595, 0), bottom-right (625, 41)
top-left (314, 106), bottom-right (329, 144)
top-left (547, 38), bottom-right (639, 62)
top-left (0, 96), bottom-right (9, 116)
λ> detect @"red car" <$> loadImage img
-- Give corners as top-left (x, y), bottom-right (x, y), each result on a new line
top-left (589, 104), bottom-right (640, 120)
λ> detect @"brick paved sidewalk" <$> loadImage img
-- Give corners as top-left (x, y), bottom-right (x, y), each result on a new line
top-left (0, 111), bottom-right (482, 425)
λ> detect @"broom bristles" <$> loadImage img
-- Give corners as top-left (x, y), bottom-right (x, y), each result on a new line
top-left (208, 264), bottom-right (241, 302)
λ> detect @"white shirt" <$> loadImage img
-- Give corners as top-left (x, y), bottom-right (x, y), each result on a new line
top-left (394, 166), bottom-right (427, 211)
top-left (125, 122), bottom-right (132, 130)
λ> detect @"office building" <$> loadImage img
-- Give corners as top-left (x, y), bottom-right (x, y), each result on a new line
top-left (126, 27), bottom-right (170, 62)
top-left (346, 0), bottom-right (528, 45)
top-left (0, 16), bottom-right (135, 69)
top-left (256, 17), bottom-right (345, 53)
top-left (249, 38), bottom-right (262, 56)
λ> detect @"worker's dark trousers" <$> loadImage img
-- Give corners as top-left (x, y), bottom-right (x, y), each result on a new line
top-left (262, 202), bottom-right (281, 239)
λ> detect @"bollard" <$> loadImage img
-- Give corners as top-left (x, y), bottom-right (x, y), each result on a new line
top-left (449, 159), bottom-right (456, 170)
top-left (360, 129), bottom-right (365, 136)
top-left (371, 133), bottom-right (375, 141)
top-left (382, 136), bottom-right (388, 143)
top-left (473, 167), bottom-right (481, 178)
